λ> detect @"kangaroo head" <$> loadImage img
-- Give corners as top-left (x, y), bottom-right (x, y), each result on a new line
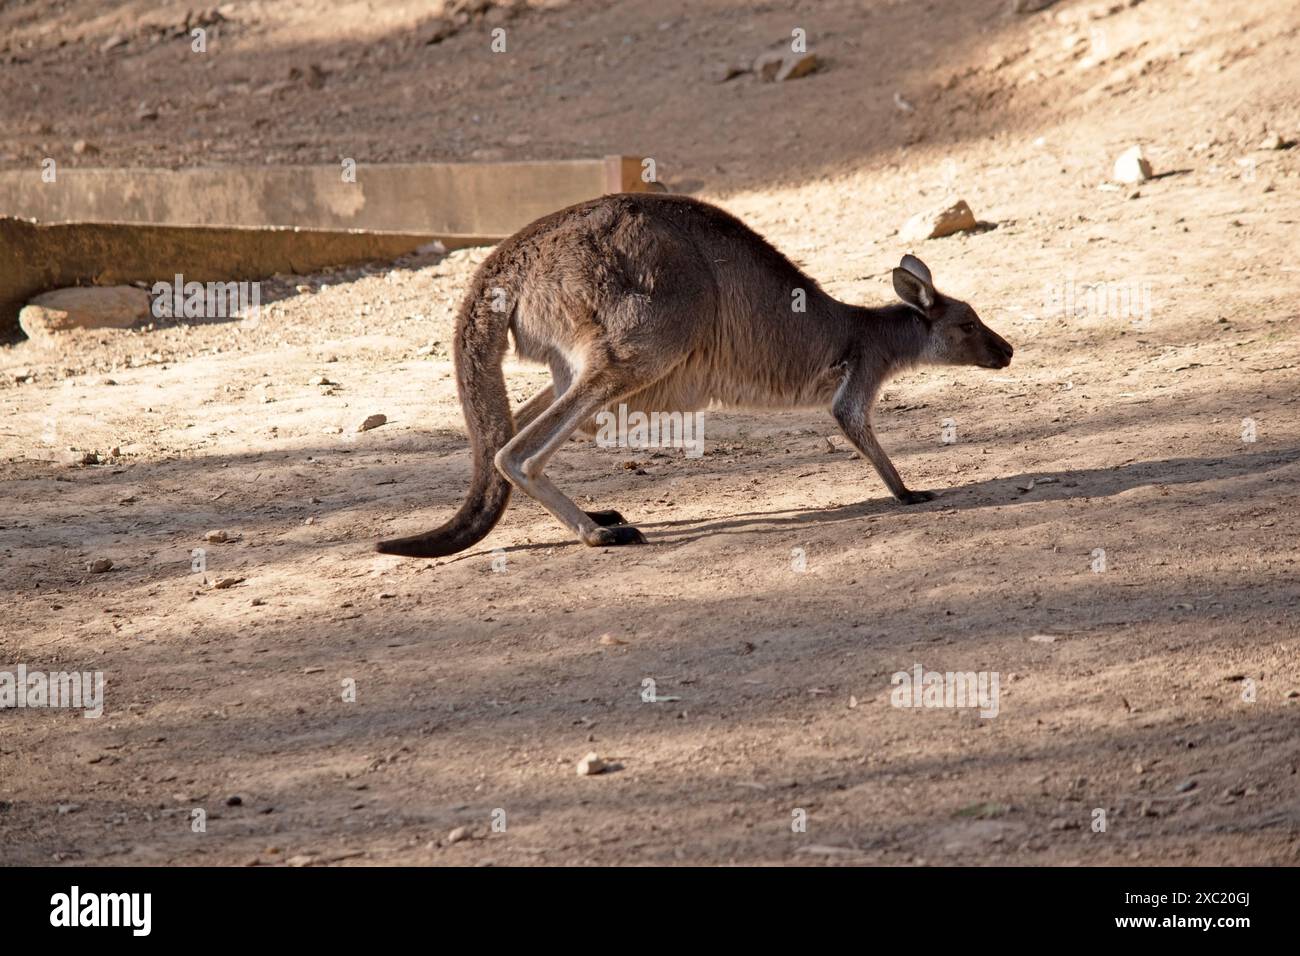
top-left (891, 255), bottom-right (1013, 370)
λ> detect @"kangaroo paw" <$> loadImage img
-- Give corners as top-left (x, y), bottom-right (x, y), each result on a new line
top-left (585, 524), bottom-right (647, 547)
top-left (585, 509), bottom-right (628, 527)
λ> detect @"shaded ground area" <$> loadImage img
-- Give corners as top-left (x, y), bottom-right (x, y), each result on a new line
top-left (1, 0), bottom-right (1299, 864)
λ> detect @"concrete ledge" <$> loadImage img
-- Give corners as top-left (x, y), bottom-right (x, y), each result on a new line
top-left (0, 155), bottom-right (653, 237)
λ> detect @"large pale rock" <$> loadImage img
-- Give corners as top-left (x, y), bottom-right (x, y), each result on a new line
top-left (19, 286), bottom-right (150, 338)
top-left (899, 199), bottom-right (978, 242)
top-left (1113, 145), bottom-right (1153, 183)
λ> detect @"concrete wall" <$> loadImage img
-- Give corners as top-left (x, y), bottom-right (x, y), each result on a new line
top-left (0, 156), bottom-right (647, 236)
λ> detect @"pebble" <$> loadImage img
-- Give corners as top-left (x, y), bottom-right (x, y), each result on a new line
top-left (87, 558), bottom-right (113, 573)
top-left (754, 51), bottom-right (820, 83)
top-left (576, 752), bottom-right (608, 776)
top-left (1113, 145), bottom-right (1153, 183)
top-left (357, 413), bottom-right (387, 432)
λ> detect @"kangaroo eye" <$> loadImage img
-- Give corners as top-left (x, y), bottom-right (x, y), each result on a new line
top-left (960, 322), bottom-right (977, 332)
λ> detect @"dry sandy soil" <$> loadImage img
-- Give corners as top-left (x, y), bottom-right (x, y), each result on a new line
top-left (1, 0), bottom-right (1299, 865)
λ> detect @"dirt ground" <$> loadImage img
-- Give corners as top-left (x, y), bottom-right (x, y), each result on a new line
top-left (1, 0), bottom-right (1299, 865)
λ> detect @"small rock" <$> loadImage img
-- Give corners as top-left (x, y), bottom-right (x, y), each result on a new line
top-left (899, 199), bottom-right (978, 242)
top-left (598, 634), bottom-right (628, 646)
top-left (62, 449), bottom-right (99, 466)
top-left (213, 576), bottom-right (244, 589)
top-left (135, 102), bottom-right (158, 121)
top-left (226, 795), bottom-right (243, 807)
top-left (713, 62), bottom-right (750, 83)
top-left (1175, 779), bottom-right (1198, 793)
top-left (1113, 145), bottom-right (1153, 184)
top-left (87, 558), bottom-right (113, 573)
top-left (356, 413), bottom-right (387, 432)
top-left (1258, 132), bottom-right (1288, 151)
top-left (101, 35), bottom-right (127, 53)
top-left (204, 529), bottom-right (229, 543)
top-left (57, 803), bottom-right (82, 815)
top-left (576, 752), bottom-right (608, 776)
top-left (446, 826), bottom-right (471, 844)
top-left (308, 375), bottom-right (334, 386)
top-left (1010, 0), bottom-right (1058, 12)
top-left (72, 139), bottom-right (99, 155)
top-left (754, 50), bottom-right (820, 82)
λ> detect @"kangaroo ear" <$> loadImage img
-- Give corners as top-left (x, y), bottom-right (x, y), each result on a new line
top-left (893, 256), bottom-right (935, 315)
top-left (899, 254), bottom-right (932, 286)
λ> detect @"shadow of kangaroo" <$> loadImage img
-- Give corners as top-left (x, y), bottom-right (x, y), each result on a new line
top-left (376, 193), bottom-right (1013, 557)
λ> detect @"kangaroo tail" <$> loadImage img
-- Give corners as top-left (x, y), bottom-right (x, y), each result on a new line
top-left (376, 274), bottom-right (515, 558)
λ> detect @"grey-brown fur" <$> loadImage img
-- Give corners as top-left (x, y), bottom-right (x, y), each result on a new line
top-left (376, 193), bottom-right (1012, 557)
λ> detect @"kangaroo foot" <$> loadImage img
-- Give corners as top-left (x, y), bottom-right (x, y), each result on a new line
top-left (584, 509), bottom-right (629, 527)
top-left (584, 524), bottom-right (647, 547)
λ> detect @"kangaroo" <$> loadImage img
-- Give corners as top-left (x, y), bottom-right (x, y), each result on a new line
top-left (376, 192), bottom-right (1012, 557)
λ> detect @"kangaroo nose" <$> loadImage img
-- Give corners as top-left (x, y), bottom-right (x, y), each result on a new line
top-left (994, 336), bottom-right (1013, 367)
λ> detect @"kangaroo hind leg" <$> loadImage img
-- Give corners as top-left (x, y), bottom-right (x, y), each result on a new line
top-left (494, 365), bottom-right (650, 547)
top-left (514, 383), bottom-right (628, 528)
